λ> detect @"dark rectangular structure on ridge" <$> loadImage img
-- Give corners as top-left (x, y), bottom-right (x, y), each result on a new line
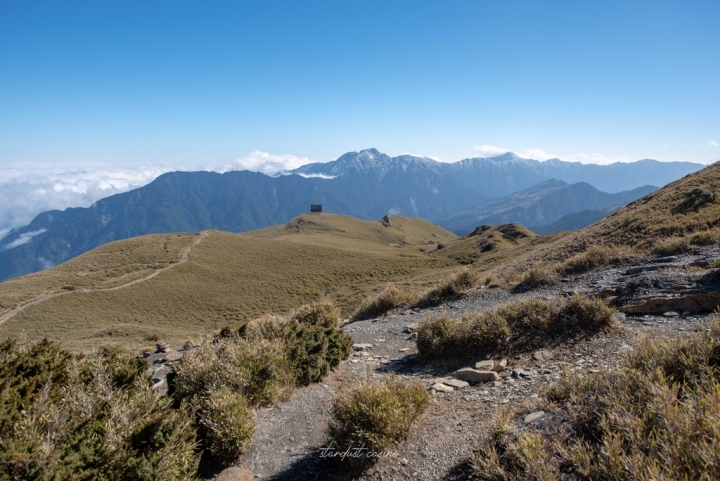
top-left (310, 204), bottom-right (322, 213)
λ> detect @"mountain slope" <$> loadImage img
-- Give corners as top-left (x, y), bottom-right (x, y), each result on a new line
top-left (438, 180), bottom-right (657, 235)
top-left (0, 149), bottom-right (700, 281)
top-left (0, 215), bottom-right (461, 351)
top-left (503, 162), bottom-right (720, 271)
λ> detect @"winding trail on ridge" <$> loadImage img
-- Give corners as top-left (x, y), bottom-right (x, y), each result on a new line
top-left (0, 230), bottom-right (212, 327)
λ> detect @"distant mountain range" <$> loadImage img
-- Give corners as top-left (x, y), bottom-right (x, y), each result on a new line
top-left (437, 180), bottom-right (658, 235)
top-left (0, 148), bottom-right (702, 281)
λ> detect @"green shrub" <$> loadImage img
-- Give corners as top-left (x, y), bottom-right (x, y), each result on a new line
top-left (198, 387), bottom-right (255, 461)
top-left (0, 339), bottom-right (199, 480)
top-left (283, 323), bottom-right (353, 385)
top-left (172, 337), bottom-right (294, 407)
top-left (291, 300), bottom-right (341, 328)
top-left (416, 294), bottom-right (616, 359)
top-left (352, 285), bottom-right (420, 321)
top-left (329, 376), bottom-right (429, 455)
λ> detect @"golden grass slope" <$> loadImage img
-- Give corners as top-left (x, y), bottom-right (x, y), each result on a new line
top-left (0, 233), bottom-right (196, 315)
top-left (500, 161), bottom-right (720, 271)
top-left (0, 217), bottom-right (461, 351)
top-left (248, 213), bottom-right (457, 252)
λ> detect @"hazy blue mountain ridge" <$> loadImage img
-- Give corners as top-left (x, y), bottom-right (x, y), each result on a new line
top-left (0, 149), bottom-right (702, 281)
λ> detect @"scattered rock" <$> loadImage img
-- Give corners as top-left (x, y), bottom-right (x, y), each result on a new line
top-left (443, 379), bottom-right (469, 389)
top-left (403, 322), bottom-right (419, 333)
top-left (493, 359), bottom-right (508, 372)
top-left (512, 368), bottom-right (533, 379)
top-left (399, 347), bottom-right (410, 352)
top-left (430, 383), bottom-right (454, 393)
top-left (622, 291), bottom-right (720, 315)
top-left (524, 411), bottom-right (545, 423)
top-left (663, 311), bottom-right (679, 317)
top-left (165, 350), bottom-right (184, 362)
top-left (400, 458), bottom-right (409, 466)
top-left (474, 360), bottom-right (495, 370)
top-left (453, 368), bottom-right (499, 383)
top-left (533, 350), bottom-right (553, 361)
top-left (353, 343), bottom-right (373, 351)
top-left (151, 379), bottom-right (166, 392)
top-left (155, 341), bottom-right (170, 353)
top-left (217, 467), bottom-right (253, 481)
top-left (151, 365), bottom-right (171, 383)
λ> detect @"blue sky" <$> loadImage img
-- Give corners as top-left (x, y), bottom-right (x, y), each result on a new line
top-left (0, 1), bottom-right (719, 232)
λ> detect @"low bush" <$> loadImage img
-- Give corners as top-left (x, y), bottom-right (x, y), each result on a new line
top-left (418, 269), bottom-right (482, 306)
top-left (466, 321), bottom-right (720, 480)
top-left (513, 263), bottom-right (557, 290)
top-left (0, 339), bottom-right (199, 480)
top-left (198, 387), bottom-right (255, 461)
top-left (690, 228), bottom-right (720, 246)
top-left (291, 300), bottom-right (341, 328)
top-left (352, 285), bottom-right (420, 321)
top-left (417, 294), bottom-right (616, 359)
top-left (559, 245), bottom-right (636, 274)
top-left (329, 376), bottom-right (429, 455)
top-left (172, 337), bottom-right (294, 407)
top-left (283, 323), bottom-right (353, 385)
top-left (651, 236), bottom-right (691, 256)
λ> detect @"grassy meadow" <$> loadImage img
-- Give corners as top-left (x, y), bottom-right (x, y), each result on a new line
top-left (0, 215), bottom-right (468, 351)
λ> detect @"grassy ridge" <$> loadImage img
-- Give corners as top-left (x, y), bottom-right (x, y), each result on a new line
top-left (0, 217), bottom-right (463, 351)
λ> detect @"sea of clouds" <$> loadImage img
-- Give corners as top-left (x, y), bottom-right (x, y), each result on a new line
top-left (0, 152), bottom-right (318, 239)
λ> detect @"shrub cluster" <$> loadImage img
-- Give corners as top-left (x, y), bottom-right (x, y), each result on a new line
top-left (0, 339), bottom-right (198, 480)
top-left (172, 316), bottom-right (352, 460)
top-left (418, 269), bottom-right (482, 306)
top-left (291, 300), bottom-right (341, 328)
top-left (352, 285), bottom-right (420, 321)
top-left (467, 321), bottom-right (720, 480)
top-left (417, 294), bottom-right (616, 359)
top-left (328, 376), bottom-right (429, 455)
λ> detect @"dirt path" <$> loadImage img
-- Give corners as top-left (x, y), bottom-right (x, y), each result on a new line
top-left (0, 231), bottom-right (211, 326)
top-left (236, 247), bottom-right (720, 480)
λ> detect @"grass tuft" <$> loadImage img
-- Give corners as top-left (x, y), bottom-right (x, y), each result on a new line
top-left (418, 269), bottom-right (482, 306)
top-left (465, 320), bottom-right (720, 480)
top-left (291, 300), bottom-right (341, 328)
top-left (352, 285), bottom-right (420, 321)
top-left (417, 294), bottom-right (616, 359)
top-left (328, 376), bottom-right (429, 455)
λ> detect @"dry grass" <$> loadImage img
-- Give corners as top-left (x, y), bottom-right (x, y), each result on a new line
top-left (497, 163), bottom-right (720, 275)
top-left (328, 376), bottom-right (430, 456)
top-left (0, 233), bottom-right (195, 314)
top-left (418, 269), bottom-right (482, 306)
top-left (0, 222), bottom-right (460, 351)
top-left (291, 300), bottom-right (341, 328)
top-left (559, 245), bottom-right (639, 274)
top-left (417, 294), bottom-right (616, 359)
top-left (463, 321), bottom-right (720, 480)
top-left (351, 285), bottom-right (421, 321)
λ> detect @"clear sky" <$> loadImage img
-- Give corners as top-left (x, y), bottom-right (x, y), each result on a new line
top-left (1, 1), bottom-right (719, 234)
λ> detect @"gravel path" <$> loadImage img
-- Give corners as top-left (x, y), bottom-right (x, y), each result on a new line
top-left (234, 246), bottom-right (720, 480)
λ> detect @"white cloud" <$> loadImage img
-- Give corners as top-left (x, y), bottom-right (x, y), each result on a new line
top-left (0, 161), bottom-right (170, 235)
top-left (711, 140), bottom-right (718, 147)
top-left (521, 148), bottom-right (557, 161)
top-left (563, 152), bottom-right (631, 165)
top-left (213, 151), bottom-right (315, 176)
top-left (3, 229), bottom-right (47, 250)
top-left (472, 145), bottom-right (510, 157)
top-left (296, 173), bottom-right (337, 179)
top-left (0, 152), bottom-right (320, 235)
